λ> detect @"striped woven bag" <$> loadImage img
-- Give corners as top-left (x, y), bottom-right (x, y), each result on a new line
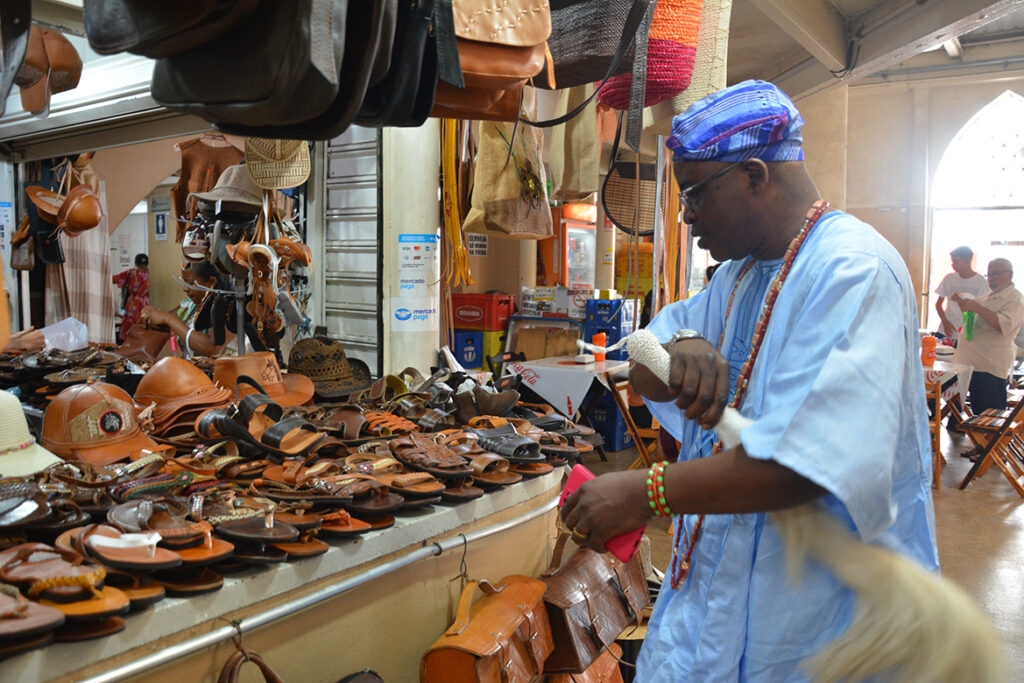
top-left (598, 0), bottom-right (704, 110)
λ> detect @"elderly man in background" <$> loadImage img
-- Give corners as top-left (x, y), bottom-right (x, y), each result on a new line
top-left (935, 245), bottom-right (989, 339)
top-left (953, 258), bottom-right (1024, 449)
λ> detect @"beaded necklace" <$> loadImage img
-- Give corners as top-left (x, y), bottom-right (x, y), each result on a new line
top-left (669, 200), bottom-right (830, 590)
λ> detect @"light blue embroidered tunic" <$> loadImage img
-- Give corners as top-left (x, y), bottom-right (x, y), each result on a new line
top-left (638, 211), bottom-right (938, 681)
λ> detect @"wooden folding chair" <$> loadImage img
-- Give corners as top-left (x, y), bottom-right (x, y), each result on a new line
top-left (926, 380), bottom-right (944, 489)
top-left (958, 398), bottom-right (1024, 494)
top-left (603, 371), bottom-right (658, 470)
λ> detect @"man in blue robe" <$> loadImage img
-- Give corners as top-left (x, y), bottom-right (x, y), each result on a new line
top-left (561, 80), bottom-right (937, 681)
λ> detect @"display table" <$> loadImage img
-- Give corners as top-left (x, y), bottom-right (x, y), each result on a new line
top-left (508, 357), bottom-right (629, 417)
top-left (924, 359), bottom-right (972, 405)
top-left (5, 470), bottom-right (562, 683)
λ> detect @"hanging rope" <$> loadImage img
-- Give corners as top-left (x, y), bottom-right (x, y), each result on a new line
top-left (441, 118), bottom-right (474, 289)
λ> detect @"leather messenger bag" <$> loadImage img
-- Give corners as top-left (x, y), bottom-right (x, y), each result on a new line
top-left (541, 533), bottom-right (649, 673)
top-left (421, 576), bottom-right (553, 683)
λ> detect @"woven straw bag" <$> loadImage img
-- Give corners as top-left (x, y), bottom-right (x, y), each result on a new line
top-left (601, 114), bottom-right (664, 237)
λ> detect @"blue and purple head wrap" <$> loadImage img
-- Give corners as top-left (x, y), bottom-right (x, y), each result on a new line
top-left (667, 80), bottom-right (805, 163)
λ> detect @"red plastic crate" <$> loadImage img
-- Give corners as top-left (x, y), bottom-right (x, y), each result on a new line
top-left (451, 294), bottom-right (515, 331)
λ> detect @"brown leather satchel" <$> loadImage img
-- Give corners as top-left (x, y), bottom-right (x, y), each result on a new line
top-left (217, 648), bottom-right (284, 683)
top-left (117, 326), bottom-right (169, 364)
top-left (421, 576), bottom-right (554, 682)
top-left (546, 642), bottom-right (625, 682)
top-left (541, 534), bottom-right (648, 674)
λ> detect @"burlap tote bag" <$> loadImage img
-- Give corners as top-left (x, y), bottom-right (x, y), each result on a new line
top-left (550, 84), bottom-right (599, 202)
top-left (463, 89), bottom-right (552, 240)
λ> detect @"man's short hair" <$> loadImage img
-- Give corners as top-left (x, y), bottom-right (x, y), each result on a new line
top-left (950, 246), bottom-right (973, 260)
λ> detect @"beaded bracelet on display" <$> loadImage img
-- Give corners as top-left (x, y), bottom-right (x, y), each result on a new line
top-left (646, 461), bottom-right (673, 518)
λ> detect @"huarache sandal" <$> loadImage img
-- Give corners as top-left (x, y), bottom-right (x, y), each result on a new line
top-left (363, 411), bottom-right (418, 438)
top-left (390, 432), bottom-right (473, 480)
top-left (0, 583), bottom-right (64, 640)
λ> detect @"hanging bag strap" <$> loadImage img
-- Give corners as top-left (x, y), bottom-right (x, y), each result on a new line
top-left (445, 579), bottom-right (505, 636)
top-left (523, 0), bottom-right (654, 132)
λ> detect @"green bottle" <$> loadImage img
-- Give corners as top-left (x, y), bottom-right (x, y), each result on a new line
top-left (963, 310), bottom-right (976, 341)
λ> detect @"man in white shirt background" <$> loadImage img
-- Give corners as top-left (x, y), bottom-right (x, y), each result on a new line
top-left (935, 245), bottom-right (990, 339)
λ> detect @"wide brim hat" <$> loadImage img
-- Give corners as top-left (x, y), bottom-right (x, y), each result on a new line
top-left (189, 163), bottom-right (263, 207)
top-left (213, 352), bottom-right (314, 407)
top-left (288, 337), bottom-right (373, 400)
top-left (244, 138), bottom-right (311, 190)
top-left (0, 390), bottom-right (62, 477)
top-left (26, 185), bottom-right (63, 224)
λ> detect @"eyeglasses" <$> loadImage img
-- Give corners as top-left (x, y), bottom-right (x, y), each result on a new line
top-left (987, 270), bottom-right (1011, 278)
top-left (678, 161), bottom-right (742, 211)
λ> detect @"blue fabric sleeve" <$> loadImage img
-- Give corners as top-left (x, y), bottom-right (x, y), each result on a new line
top-left (739, 250), bottom-right (911, 539)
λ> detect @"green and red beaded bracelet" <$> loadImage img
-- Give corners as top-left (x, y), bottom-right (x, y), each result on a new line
top-left (646, 460), bottom-right (674, 518)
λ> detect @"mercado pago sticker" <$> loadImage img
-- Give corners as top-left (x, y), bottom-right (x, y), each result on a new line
top-left (398, 233), bottom-right (439, 296)
top-left (391, 298), bottom-right (438, 332)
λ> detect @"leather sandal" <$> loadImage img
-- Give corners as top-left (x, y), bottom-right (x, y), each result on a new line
top-left (0, 582), bottom-right (65, 640)
top-left (467, 420), bottom-right (544, 463)
top-left (70, 524), bottom-right (183, 572)
top-left (389, 432), bottom-right (473, 480)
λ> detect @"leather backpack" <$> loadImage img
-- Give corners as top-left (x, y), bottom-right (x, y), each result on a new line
top-left (421, 576), bottom-right (553, 682)
top-left (541, 534), bottom-right (648, 674)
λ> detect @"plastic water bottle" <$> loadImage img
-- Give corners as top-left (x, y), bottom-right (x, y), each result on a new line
top-left (963, 311), bottom-right (976, 341)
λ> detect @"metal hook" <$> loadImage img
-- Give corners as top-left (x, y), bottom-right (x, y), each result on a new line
top-left (218, 617), bottom-right (250, 662)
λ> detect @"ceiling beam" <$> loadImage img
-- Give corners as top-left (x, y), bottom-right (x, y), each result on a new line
top-left (747, 0), bottom-right (848, 71)
top-left (769, 0), bottom-right (1024, 100)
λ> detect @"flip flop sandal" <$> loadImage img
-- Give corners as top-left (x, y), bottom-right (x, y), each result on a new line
top-left (231, 542), bottom-right (289, 565)
top-left (0, 486), bottom-right (51, 530)
top-left (175, 537), bottom-right (235, 567)
top-left (74, 525), bottom-right (183, 572)
top-left (0, 630), bottom-right (53, 658)
top-left (106, 498), bottom-right (212, 550)
top-left (101, 570), bottom-right (165, 609)
top-left (26, 498), bottom-right (91, 539)
top-left (52, 615), bottom-right (127, 641)
top-left (332, 475), bottom-right (405, 516)
top-left (509, 462), bottom-right (555, 478)
top-left (0, 583), bottom-right (65, 640)
top-left (469, 424), bottom-right (544, 463)
top-left (248, 477), bottom-right (355, 507)
top-left (468, 454), bottom-right (522, 488)
top-left (365, 515), bottom-right (395, 531)
top-left (214, 511), bottom-right (299, 545)
top-left (441, 478), bottom-right (484, 502)
top-left (196, 382), bottom-right (325, 457)
top-left (109, 472), bottom-right (195, 502)
top-left (0, 543), bottom-right (109, 604)
top-left (524, 409), bottom-right (596, 438)
top-left (154, 566), bottom-right (225, 596)
top-left (389, 432), bottom-right (473, 480)
top-left (375, 471), bottom-right (446, 499)
top-left (318, 509), bottom-right (372, 537)
top-left (506, 418), bottom-right (580, 456)
top-left (270, 533), bottom-right (329, 559)
top-left (258, 502), bottom-right (322, 531)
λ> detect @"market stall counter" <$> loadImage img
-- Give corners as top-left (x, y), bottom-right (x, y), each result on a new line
top-left (4, 470), bottom-right (561, 683)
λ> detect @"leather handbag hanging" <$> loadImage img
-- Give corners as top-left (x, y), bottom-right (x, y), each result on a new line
top-left (151, 0), bottom-right (348, 129)
top-left (83, 0), bottom-right (259, 59)
top-left (10, 215), bottom-right (34, 272)
top-left (541, 533), bottom-right (649, 674)
top-left (600, 113), bottom-right (663, 237)
top-left (431, 0), bottom-right (552, 119)
top-left (546, 642), bottom-right (625, 683)
top-left (421, 576), bottom-right (554, 683)
top-left (217, 648), bottom-right (284, 683)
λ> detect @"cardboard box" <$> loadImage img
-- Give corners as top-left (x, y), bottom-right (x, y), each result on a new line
top-left (513, 327), bottom-right (580, 360)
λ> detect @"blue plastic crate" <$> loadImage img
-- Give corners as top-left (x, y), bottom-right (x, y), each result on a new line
top-left (452, 330), bottom-right (484, 369)
top-left (589, 394), bottom-right (633, 451)
top-left (585, 299), bottom-right (636, 331)
top-left (582, 322), bottom-right (628, 360)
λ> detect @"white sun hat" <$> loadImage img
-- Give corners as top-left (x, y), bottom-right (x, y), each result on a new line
top-left (0, 389), bottom-right (61, 477)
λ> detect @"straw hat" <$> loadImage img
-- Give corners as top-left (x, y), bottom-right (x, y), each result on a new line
top-left (0, 390), bottom-right (62, 477)
top-left (189, 163), bottom-right (263, 207)
top-left (244, 138), bottom-right (310, 190)
top-left (289, 337), bottom-right (372, 400)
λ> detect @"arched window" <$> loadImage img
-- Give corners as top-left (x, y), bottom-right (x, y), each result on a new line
top-left (927, 90), bottom-right (1024, 330)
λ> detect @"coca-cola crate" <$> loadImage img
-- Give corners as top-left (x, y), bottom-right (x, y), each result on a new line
top-left (451, 294), bottom-right (515, 331)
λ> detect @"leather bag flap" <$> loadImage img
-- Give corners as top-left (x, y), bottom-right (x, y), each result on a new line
top-left (453, 0), bottom-right (551, 46)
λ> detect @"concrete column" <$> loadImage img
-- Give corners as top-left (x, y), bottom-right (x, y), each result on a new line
top-left (908, 86), bottom-right (931, 318)
top-left (518, 239), bottom-right (537, 291)
top-left (381, 121), bottom-right (442, 375)
top-left (594, 203), bottom-right (616, 290)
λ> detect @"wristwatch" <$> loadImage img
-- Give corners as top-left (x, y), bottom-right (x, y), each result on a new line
top-left (669, 329), bottom-right (704, 345)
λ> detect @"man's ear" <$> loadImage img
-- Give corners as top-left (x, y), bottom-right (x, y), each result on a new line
top-left (740, 159), bottom-right (770, 193)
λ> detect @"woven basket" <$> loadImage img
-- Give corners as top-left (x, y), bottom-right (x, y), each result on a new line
top-left (545, 0), bottom-right (636, 88)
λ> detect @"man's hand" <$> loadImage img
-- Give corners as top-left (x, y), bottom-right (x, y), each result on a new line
top-left (561, 470), bottom-right (651, 551)
top-left (3, 327), bottom-right (44, 354)
top-left (667, 338), bottom-right (730, 428)
top-left (950, 292), bottom-right (974, 312)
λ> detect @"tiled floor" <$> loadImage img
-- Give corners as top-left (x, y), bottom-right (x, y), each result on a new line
top-left (588, 424), bottom-right (1024, 669)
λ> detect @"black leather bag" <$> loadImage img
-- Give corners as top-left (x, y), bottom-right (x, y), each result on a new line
top-left (83, 0), bottom-right (259, 58)
top-left (355, 0), bottom-right (437, 129)
top-left (152, 0), bottom-right (348, 128)
top-left (214, 0), bottom-right (396, 140)
top-left (0, 0), bottom-right (31, 117)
